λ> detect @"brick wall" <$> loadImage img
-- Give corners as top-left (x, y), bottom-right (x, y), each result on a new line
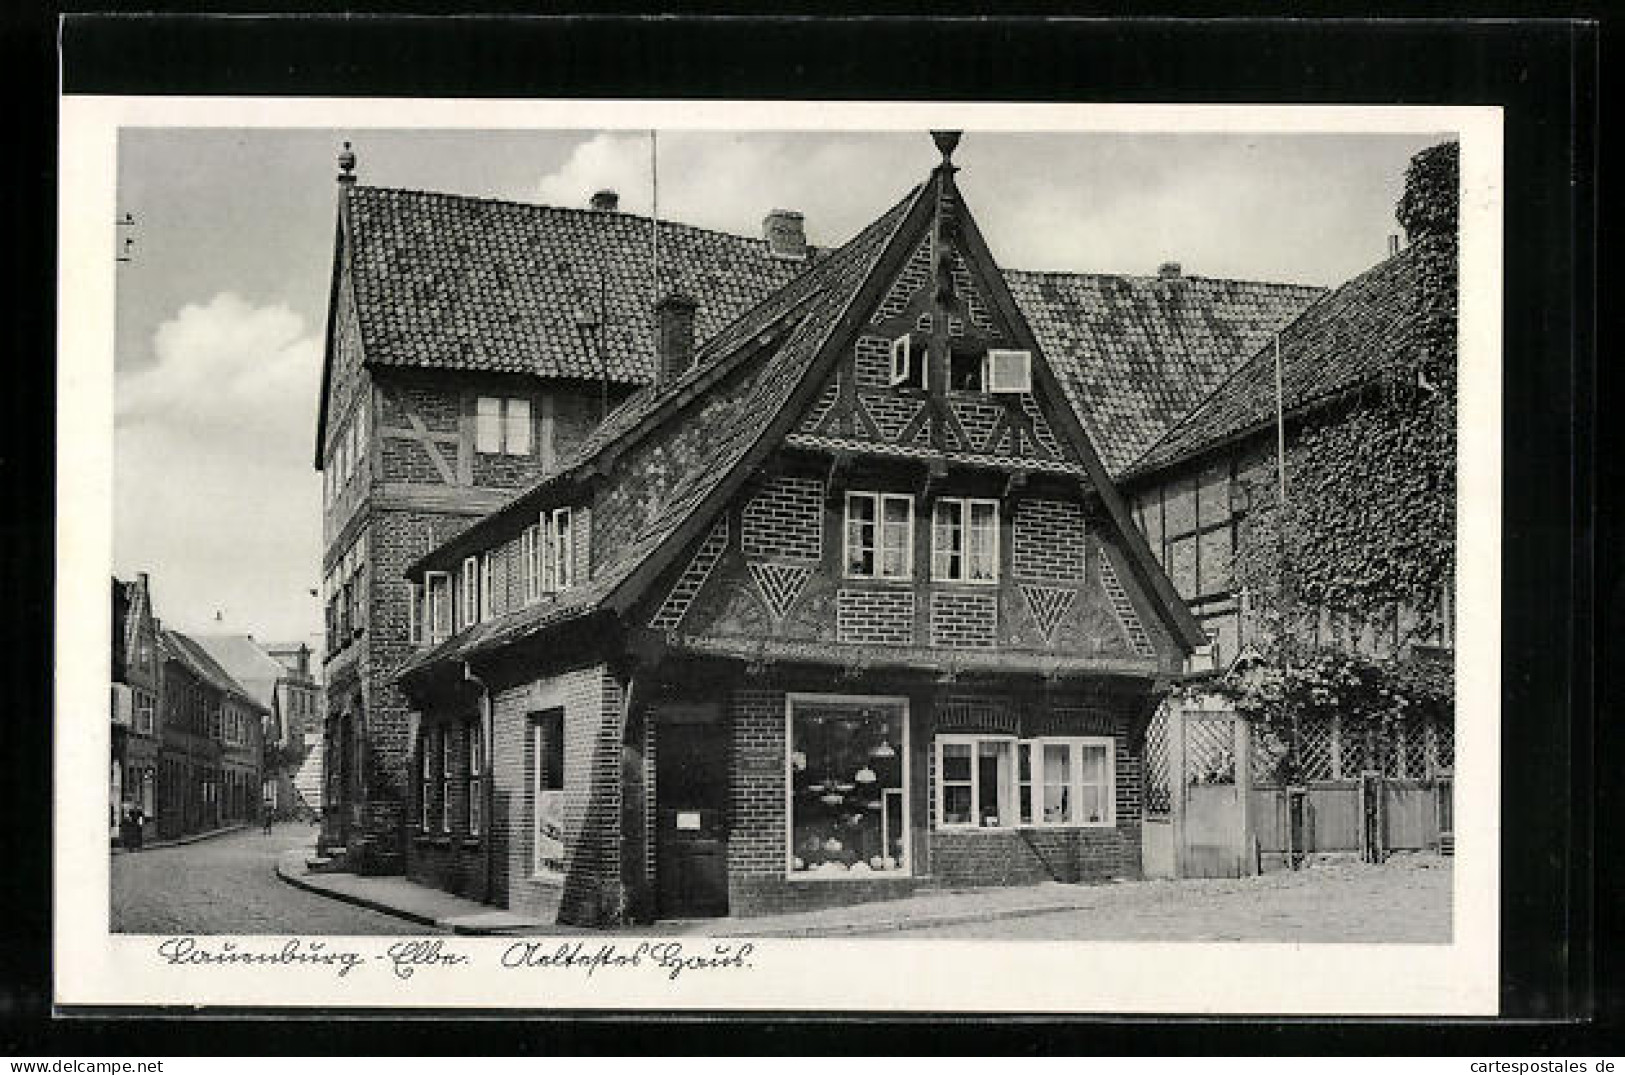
top-left (836, 588), bottom-right (915, 645)
top-left (929, 591), bottom-right (998, 648)
top-left (1013, 498), bottom-right (1088, 581)
top-left (853, 335), bottom-right (894, 388)
top-left (872, 240), bottom-right (931, 323)
top-left (485, 665), bottom-right (627, 927)
top-left (741, 476), bottom-right (823, 561)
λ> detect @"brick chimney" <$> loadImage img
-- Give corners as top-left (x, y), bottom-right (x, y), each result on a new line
top-left (655, 293), bottom-right (699, 384)
top-left (590, 189), bottom-right (619, 212)
top-left (1157, 261), bottom-right (1182, 280)
top-left (763, 209), bottom-right (807, 260)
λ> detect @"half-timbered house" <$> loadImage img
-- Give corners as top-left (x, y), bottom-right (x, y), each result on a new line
top-left (390, 134), bottom-right (1249, 925)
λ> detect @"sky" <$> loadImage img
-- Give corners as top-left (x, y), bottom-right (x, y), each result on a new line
top-left (112, 127), bottom-right (1448, 644)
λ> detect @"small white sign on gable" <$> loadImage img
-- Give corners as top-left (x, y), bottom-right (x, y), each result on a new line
top-left (987, 349), bottom-right (1033, 394)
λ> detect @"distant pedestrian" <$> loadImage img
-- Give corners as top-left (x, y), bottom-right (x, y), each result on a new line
top-left (124, 803), bottom-right (145, 851)
top-left (262, 797), bottom-right (275, 835)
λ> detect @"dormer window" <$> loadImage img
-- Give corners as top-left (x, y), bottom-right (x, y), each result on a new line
top-left (949, 343), bottom-right (986, 393)
top-left (986, 349), bottom-right (1033, 394)
top-left (888, 333), bottom-right (925, 390)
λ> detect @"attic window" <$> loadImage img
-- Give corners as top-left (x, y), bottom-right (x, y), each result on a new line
top-left (888, 334), bottom-right (925, 390)
top-left (987, 349), bottom-right (1033, 394)
top-left (949, 344), bottom-right (986, 393)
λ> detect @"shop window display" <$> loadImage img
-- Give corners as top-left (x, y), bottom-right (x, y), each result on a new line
top-left (788, 696), bottom-right (908, 877)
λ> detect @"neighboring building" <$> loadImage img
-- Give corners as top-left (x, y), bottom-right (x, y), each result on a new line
top-left (390, 138), bottom-right (1266, 927)
top-left (111, 573), bottom-right (161, 845)
top-left (195, 635), bottom-right (323, 817)
top-left (1122, 144), bottom-right (1457, 741)
top-left (313, 142), bottom-right (1320, 879)
top-left (157, 631), bottom-right (268, 839)
top-left (263, 641), bottom-right (324, 816)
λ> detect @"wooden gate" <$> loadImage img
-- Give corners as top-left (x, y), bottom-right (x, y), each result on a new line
top-left (1140, 703), bottom-right (1257, 879)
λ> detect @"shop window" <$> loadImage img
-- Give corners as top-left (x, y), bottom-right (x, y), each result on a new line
top-left (787, 695), bottom-right (909, 878)
top-left (531, 710), bottom-right (565, 877)
top-left (845, 492), bottom-right (913, 580)
top-left (934, 734), bottom-right (1114, 829)
top-left (931, 497), bottom-right (999, 582)
top-left (476, 396), bottom-right (533, 455)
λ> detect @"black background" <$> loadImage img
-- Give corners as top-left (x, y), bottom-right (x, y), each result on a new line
top-left (2, 9), bottom-right (1609, 1055)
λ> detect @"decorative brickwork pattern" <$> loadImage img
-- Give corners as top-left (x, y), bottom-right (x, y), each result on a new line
top-left (836, 589), bottom-right (915, 646)
top-left (1012, 499), bottom-right (1088, 581)
top-left (747, 562), bottom-right (813, 621)
top-left (852, 335), bottom-right (893, 389)
top-left (860, 392), bottom-right (921, 443)
top-left (741, 476), bottom-right (823, 561)
top-left (930, 592), bottom-right (998, 649)
top-left (1097, 556), bottom-right (1157, 657)
top-left (1020, 583), bottom-right (1077, 643)
top-left (915, 312), bottom-right (933, 333)
top-left (798, 377), bottom-right (840, 434)
top-left (951, 399), bottom-right (1002, 452)
top-left (782, 432), bottom-right (1093, 478)
top-left (1020, 395), bottom-right (1064, 459)
top-left (648, 516), bottom-right (729, 632)
top-left (951, 250), bottom-right (997, 333)
top-left (872, 239), bottom-right (931, 323)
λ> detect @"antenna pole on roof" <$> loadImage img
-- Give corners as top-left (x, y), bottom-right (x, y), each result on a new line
top-left (650, 129), bottom-right (661, 307)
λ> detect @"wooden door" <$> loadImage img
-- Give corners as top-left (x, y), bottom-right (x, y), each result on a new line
top-left (655, 719), bottom-right (729, 918)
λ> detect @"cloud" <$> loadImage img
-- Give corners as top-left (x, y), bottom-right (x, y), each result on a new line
top-left (115, 292), bottom-right (325, 641)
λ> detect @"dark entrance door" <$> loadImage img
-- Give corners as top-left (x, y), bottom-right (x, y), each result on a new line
top-left (655, 712), bottom-right (729, 918)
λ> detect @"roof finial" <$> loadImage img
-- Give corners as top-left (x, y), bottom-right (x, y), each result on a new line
top-left (337, 140), bottom-right (357, 185)
top-left (931, 130), bottom-right (962, 170)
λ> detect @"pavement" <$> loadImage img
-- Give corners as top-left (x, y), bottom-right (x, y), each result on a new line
top-left (112, 824), bottom-right (412, 935)
top-left (276, 837), bottom-right (1453, 942)
top-left (112, 821), bottom-right (250, 854)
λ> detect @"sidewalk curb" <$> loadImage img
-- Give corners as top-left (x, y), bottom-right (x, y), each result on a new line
top-left (275, 855), bottom-right (441, 930)
top-left (713, 898), bottom-right (1106, 939)
top-left (115, 823), bottom-right (250, 854)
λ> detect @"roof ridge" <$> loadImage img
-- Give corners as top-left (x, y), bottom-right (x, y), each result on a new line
top-left (347, 183), bottom-right (806, 253)
top-left (1004, 266), bottom-right (1327, 292)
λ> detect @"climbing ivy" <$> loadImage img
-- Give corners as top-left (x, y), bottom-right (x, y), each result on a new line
top-left (1205, 142), bottom-right (1459, 739)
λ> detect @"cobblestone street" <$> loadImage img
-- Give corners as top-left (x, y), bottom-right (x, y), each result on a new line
top-left (111, 824), bottom-right (415, 935)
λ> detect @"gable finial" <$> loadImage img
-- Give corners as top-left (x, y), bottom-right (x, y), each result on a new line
top-left (337, 140), bottom-right (357, 185)
top-left (930, 130), bottom-right (962, 169)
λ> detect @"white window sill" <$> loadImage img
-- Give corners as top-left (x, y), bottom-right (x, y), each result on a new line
top-left (935, 822), bottom-right (1116, 833)
top-left (842, 574), bottom-right (914, 585)
top-left (929, 576), bottom-right (1000, 587)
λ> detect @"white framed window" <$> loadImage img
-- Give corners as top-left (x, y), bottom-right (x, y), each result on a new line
top-left (550, 508), bottom-right (575, 590)
top-left (888, 333), bottom-right (923, 389)
top-left (467, 720), bottom-right (483, 837)
top-left (934, 734), bottom-right (1114, 829)
top-left (931, 497), bottom-right (1000, 582)
top-left (520, 524), bottom-right (541, 604)
top-left (844, 492), bottom-right (913, 580)
top-left (440, 728), bottom-right (455, 834)
top-left (459, 556), bottom-right (478, 629)
top-left (407, 581), bottom-right (423, 645)
top-left (476, 396), bottom-right (533, 455)
top-left (425, 571), bottom-right (452, 643)
top-left (987, 349), bottom-right (1033, 394)
top-left (478, 552), bottom-right (494, 621)
top-left (419, 731), bottom-right (432, 832)
top-left (531, 709), bottom-right (565, 877)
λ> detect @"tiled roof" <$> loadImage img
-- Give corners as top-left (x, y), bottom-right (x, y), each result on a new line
top-left (397, 188), bottom-right (920, 678)
top-left (1007, 271), bottom-right (1324, 476)
top-left (191, 634), bottom-right (287, 711)
top-left (344, 186), bottom-right (820, 383)
top-left (162, 630), bottom-right (271, 713)
top-left (1127, 237), bottom-right (1441, 476)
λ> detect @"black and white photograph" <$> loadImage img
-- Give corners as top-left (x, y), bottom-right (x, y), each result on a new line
top-left (57, 98), bottom-right (1502, 1014)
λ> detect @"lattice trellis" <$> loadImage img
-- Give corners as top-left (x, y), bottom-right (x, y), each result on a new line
top-left (1143, 710), bottom-right (1171, 814)
top-left (1297, 716), bottom-right (1335, 781)
top-left (1184, 715), bottom-right (1236, 786)
top-left (1393, 719), bottom-right (1431, 779)
top-left (1250, 724), bottom-right (1292, 784)
top-left (1431, 717), bottom-right (1455, 773)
